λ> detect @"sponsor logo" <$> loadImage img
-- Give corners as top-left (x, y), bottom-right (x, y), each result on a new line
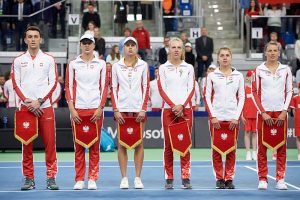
top-left (106, 127), bottom-right (164, 139)
top-left (23, 122), bottom-right (30, 129)
top-left (83, 125), bottom-right (89, 133)
top-left (39, 63), bottom-right (43, 67)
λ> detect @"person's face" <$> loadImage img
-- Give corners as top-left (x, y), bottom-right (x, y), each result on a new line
top-left (164, 38), bottom-right (170, 47)
top-left (124, 41), bottom-right (137, 56)
top-left (250, 0), bottom-right (255, 7)
top-left (0, 76), bottom-right (5, 85)
top-left (180, 33), bottom-right (187, 42)
top-left (88, 22), bottom-right (95, 31)
top-left (80, 39), bottom-right (95, 54)
top-left (136, 21), bottom-right (143, 29)
top-left (218, 49), bottom-right (232, 67)
top-left (201, 28), bottom-right (208, 36)
top-left (88, 5), bottom-right (94, 13)
top-left (24, 30), bottom-right (42, 50)
top-left (106, 63), bottom-right (112, 72)
top-left (124, 30), bottom-right (131, 37)
top-left (270, 34), bottom-right (278, 42)
top-left (265, 44), bottom-right (280, 62)
top-left (114, 46), bottom-right (120, 53)
top-left (185, 46), bottom-right (192, 52)
top-left (169, 40), bottom-right (183, 60)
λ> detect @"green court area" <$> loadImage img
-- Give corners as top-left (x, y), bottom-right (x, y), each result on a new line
top-left (0, 148), bottom-right (298, 162)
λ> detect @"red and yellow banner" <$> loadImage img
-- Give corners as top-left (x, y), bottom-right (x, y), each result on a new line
top-left (262, 119), bottom-right (286, 151)
top-left (168, 119), bottom-right (192, 157)
top-left (14, 110), bottom-right (38, 145)
top-left (212, 122), bottom-right (237, 156)
top-left (73, 115), bottom-right (99, 148)
top-left (118, 117), bottom-right (143, 149)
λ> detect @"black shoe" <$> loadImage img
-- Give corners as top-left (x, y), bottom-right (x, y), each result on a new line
top-left (21, 178), bottom-right (35, 191)
top-left (181, 179), bottom-right (192, 189)
top-left (165, 179), bottom-right (174, 189)
top-left (216, 179), bottom-right (225, 189)
top-left (47, 178), bottom-right (59, 190)
top-left (225, 180), bottom-right (235, 189)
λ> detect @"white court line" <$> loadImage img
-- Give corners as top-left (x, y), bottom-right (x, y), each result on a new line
top-left (244, 166), bottom-right (300, 191)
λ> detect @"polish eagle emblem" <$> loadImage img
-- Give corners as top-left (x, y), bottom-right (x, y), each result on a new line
top-left (23, 122), bottom-right (30, 129)
top-left (178, 133), bottom-right (183, 141)
top-left (127, 127), bottom-right (133, 135)
top-left (221, 133), bottom-right (228, 141)
top-left (83, 126), bottom-right (89, 133)
top-left (271, 128), bottom-right (277, 136)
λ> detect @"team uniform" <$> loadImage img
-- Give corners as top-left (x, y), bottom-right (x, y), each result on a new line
top-left (290, 95), bottom-right (300, 136)
top-left (243, 85), bottom-right (257, 132)
top-left (3, 79), bottom-right (20, 107)
top-left (11, 50), bottom-right (58, 180)
top-left (205, 67), bottom-right (245, 183)
top-left (192, 80), bottom-right (200, 110)
top-left (157, 61), bottom-right (195, 182)
top-left (65, 55), bottom-right (108, 183)
top-left (51, 83), bottom-right (61, 108)
top-left (251, 62), bottom-right (293, 185)
top-left (149, 79), bottom-right (163, 111)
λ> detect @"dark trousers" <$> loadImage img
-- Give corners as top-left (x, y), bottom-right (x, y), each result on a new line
top-left (197, 59), bottom-right (212, 79)
top-left (52, 7), bottom-right (66, 38)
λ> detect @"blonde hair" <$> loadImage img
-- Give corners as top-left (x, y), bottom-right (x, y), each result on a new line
top-left (169, 37), bottom-right (185, 60)
top-left (264, 41), bottom-right (280, 52)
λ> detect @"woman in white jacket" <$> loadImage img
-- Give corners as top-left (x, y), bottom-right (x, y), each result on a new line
top-left (111, 37), bottom-right (150, 189)
top-left (205, 47), bottom-right (245, 189)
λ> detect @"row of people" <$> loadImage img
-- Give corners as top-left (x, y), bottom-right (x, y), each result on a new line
top-left (10, 26), bottom-right (298, 192)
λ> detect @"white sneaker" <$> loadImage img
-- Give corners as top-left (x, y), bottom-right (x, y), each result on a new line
top-left (276, 179), bottom-right (288, 190)
top-left (246, 151), bottom-right (252, 160)
top-left (134, 177), bottom-right (144, 189)
top-left (120, 177), bottom-right (129, 189)
top-left (298, 154), bottom-right (300, 161)
top-left (88, 180), bottom-right (97, 190)
top-left (258, 180), bottom-right (268, 190)
top-left (252, 151), bottom-right (257, 161)
top-left (73, 181), bottom-right (84, 190)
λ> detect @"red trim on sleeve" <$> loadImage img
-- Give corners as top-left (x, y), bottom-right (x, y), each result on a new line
top-left (100, 68), bottom-right (109, 108)
top-left (157, 67), bottom-right (176, 108)
top-left (251, 68), bottom-right (266, 113)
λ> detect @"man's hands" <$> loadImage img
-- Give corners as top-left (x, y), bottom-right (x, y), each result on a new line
top-left (172, 105), bottom-right (184, 117)
top-left (25, 98), bottom-right (44, 117)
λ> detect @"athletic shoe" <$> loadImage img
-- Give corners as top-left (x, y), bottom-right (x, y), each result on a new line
top-left (73, 181), bottom-right (85, 190)
top-left (258, 180), bottom-right (268, 190)
top-left (216, 179), bottom-right (225, 189)
top-left (252, 151), bottom-right (257, 161)
top-left (181, 179), bottom-right (192, 189)
top-left (246, 151), bottom-right (252, 160)
top-left (88, 180), bottom-right (97, 190)
top-left (120, 177), bottom-right (129, 189)
top-left (225, 180), bottom-right (235, 189)
top-left (134, 177), bottom-right (144, 189)
top-left (165, 179), bottom-right (174, 189)
top-left (21, 178), bottom-right (35, 191)
top-left (276, 179), bottom-right (288, 190)
top-left (46, 178), bottom-right (59, 190)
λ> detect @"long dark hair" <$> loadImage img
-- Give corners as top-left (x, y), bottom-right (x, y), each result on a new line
top-left (110, 45), bottom-right (120, 60)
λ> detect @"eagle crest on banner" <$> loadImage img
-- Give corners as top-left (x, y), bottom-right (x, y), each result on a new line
top-left (178, 133), bottom-right (183, 141)
top-left (83, 125), bottom-right (89, 133)
top-left (221, 133), bottom-right (228, 141)
top-left (127, 127), bottom-right (133, 135)
top-left (271, 128), bottom-right (277, 136)
top-left (23, 122), bottom-right (30, 129)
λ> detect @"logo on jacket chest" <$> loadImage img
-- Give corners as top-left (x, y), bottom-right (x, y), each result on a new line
top-left (21, 62), bottom-right (28, 67)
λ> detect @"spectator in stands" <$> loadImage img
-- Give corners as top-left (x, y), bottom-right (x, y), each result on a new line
top-left (114, 1), bottom-right (129, 36)
top-left (290, 82), bottom-right (300, 161)
top-left (3, 71), bottom-right (19, 108)
top-left (106, 45), bottom-right (121, 65)
top-left (157, 37), bottom-right (195, 189)
top-left (65, 33), bottom-right (108, 190)
top-left (205, 47), bottom-right (245, 189)
top-left (294, 38), bottom-right (300, 85)
top-left (12, 0), bottom-right (32, 51)
top-left (162, 0), bottom-right (175, 35)
top-left (94, 27), bottom-right (105, 60)
top-left (0, 74), bottom-right (7, 107)
top-left (158, 36), bottom-right (170, 65)
top-left (184, 42), bottom-right (195, 67)
top-left (111, 37), bottom-right (149, 189)
top-left (82, 3), bottom-right (100, 30)
top-left (0, 0), bottom-right (10, 51)
top-left (51, 0), bottom-right (66, 38)
top-left (264, 3), bottom-right (286, 40)
top-left (195, 27), bottom-right (214, 79)
top-left (12, 26), bottom-right (59, 191)
top-left (241, 70), bottom-right (257, 161)
top-left (149, 68), bottom-right (163, 112)
top-left (133, 1), bottom-right (141, 20)
top-left (245, 0), bottom-right (263, 51)
top-left (180, 31), bottom-right (190, 45)
top-left (33, 0), bottom-right (52, 51)
top-left (81, 0), bottom-right (99, 13)
top-left (119, 27), bottom-right (131, 57)
top-left (132, 20), bottom-right (150, 61)
top-left (84, 21), bottom-right (97, 36)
